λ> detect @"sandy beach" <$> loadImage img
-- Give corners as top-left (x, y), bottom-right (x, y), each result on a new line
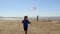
top-left (0, 18), bottom-right (60, 34)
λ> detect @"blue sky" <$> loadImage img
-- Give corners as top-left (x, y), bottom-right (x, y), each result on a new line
top-left (0, 0), bottom-right (60, 17)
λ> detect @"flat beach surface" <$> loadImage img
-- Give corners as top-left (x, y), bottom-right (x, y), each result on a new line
top-left (0, 19), bottom-right (60, 34)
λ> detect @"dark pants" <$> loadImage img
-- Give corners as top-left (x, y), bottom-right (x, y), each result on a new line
top-left (24, 26), bottom-right (28, 31)
top-left (23, 26), bottom-right (28, 34)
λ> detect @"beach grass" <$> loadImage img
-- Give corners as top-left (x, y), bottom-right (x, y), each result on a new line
top-left (0, 19), bottom-right (60, 34)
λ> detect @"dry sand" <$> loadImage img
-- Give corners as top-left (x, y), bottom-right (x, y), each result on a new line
top-left (0, 19), bottom-right (60, 34)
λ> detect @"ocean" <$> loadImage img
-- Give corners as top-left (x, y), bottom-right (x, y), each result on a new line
top-left (0, 17), bottom-right (23, 20)
top-left (0, 17), bottom-right (60, 20)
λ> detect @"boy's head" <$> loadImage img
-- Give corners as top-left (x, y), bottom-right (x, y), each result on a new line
top-left (24, 16), bottom-right (28, 20)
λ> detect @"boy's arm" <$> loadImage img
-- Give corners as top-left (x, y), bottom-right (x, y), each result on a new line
top-left (28, 20), bottom-right (31, 24)
top-left (29, 22), bottom-right (31, 24)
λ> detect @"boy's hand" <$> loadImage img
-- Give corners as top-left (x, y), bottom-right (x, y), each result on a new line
top-left (29, 22), bottom-right (31, 24)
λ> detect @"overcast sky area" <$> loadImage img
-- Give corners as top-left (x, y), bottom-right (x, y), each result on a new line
top-left (0, 0), bottom-right (60, 17)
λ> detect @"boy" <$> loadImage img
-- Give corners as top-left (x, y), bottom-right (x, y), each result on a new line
top-left (22, 16), bottom-right (31, 34)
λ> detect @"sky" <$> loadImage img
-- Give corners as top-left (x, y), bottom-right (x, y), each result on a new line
top-left (0, 0), bottom-right (60, 17)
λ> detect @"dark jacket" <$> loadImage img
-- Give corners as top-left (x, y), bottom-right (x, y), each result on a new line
top-left (22, 20), bottom-right (30, 27)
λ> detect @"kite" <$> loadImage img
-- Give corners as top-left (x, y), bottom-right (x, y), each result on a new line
top-left (32, 6), bottom-right (36, 10)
